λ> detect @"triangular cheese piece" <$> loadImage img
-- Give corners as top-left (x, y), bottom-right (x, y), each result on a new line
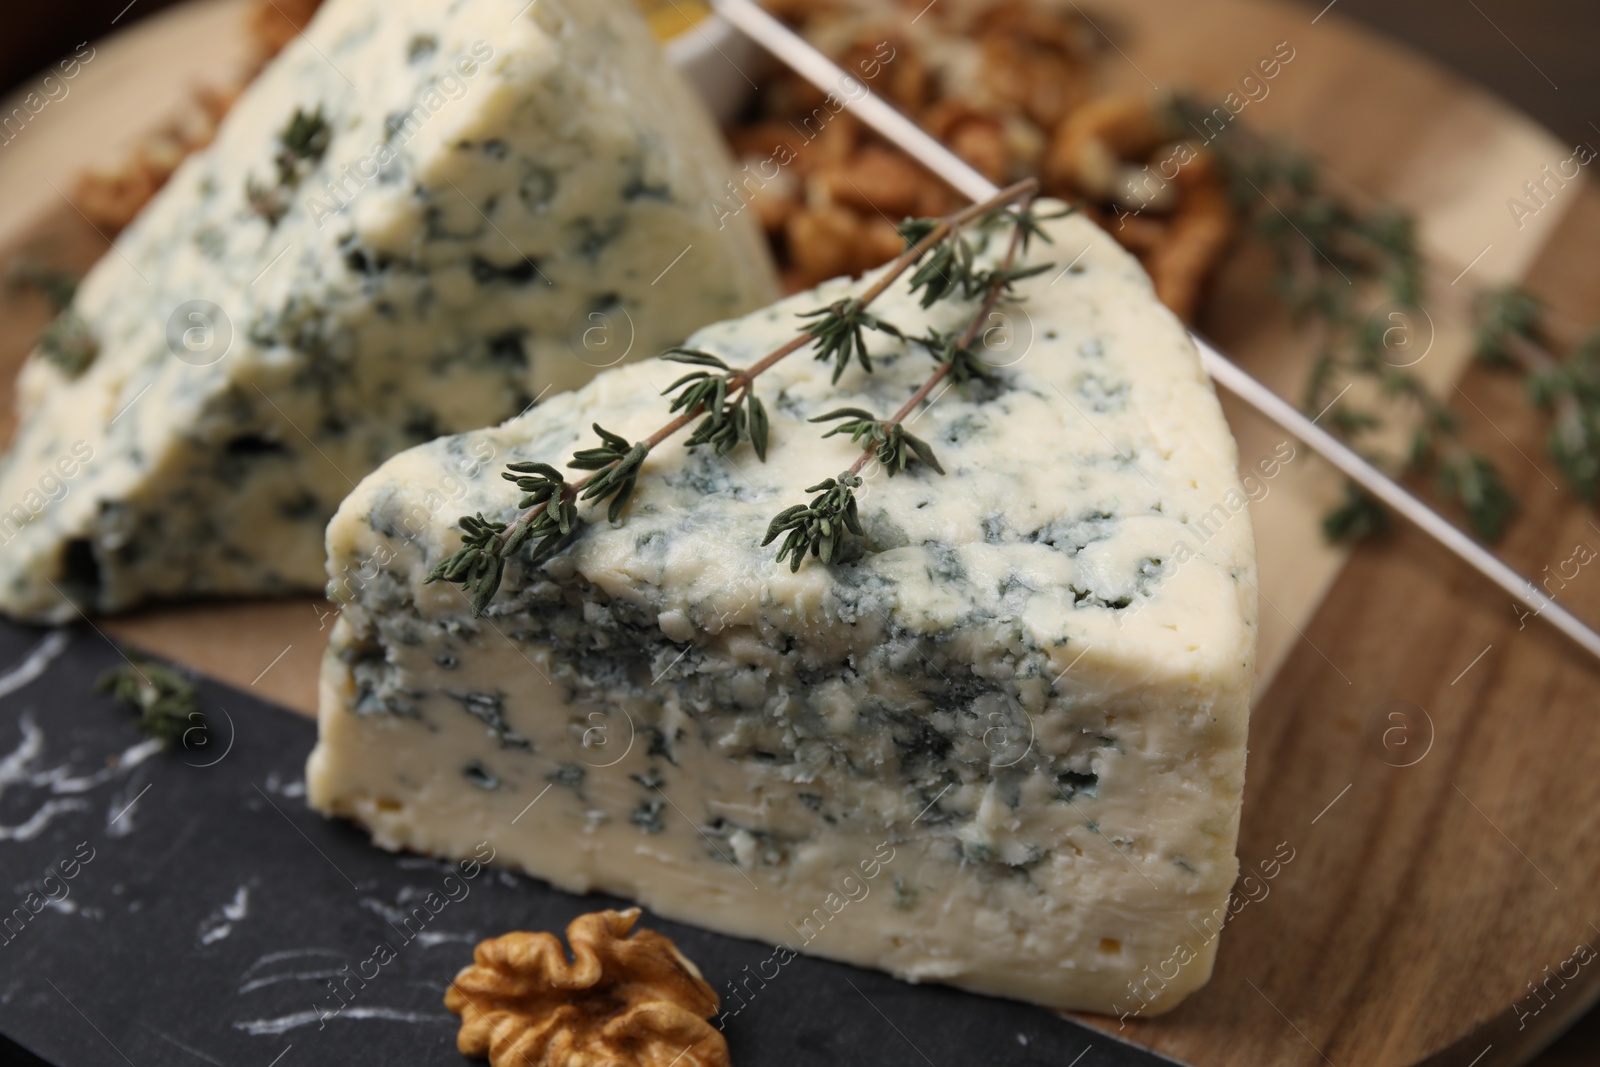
top-left (308, 205), bottom-right (1256, 1015)
top-left (0, 0), bottom-right (776, 621)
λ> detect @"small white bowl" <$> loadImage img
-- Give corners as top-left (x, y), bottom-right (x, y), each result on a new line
top-left (664, 11), bottom-right (764, 124)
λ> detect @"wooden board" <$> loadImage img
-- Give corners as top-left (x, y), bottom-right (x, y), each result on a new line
top-left (0, 1), bottom-right (1595, 1064)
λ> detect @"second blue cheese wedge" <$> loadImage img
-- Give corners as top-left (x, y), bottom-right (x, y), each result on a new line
top-left (0, 0), bottom-right (776, 622)
top-left (307, 206), bottom-right (1257, 1016)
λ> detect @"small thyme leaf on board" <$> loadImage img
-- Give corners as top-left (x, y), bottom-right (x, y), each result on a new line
top-left (247, 104), bottom-right (331, 227)
top-left (429, 179), bottom-right (1043, 614)
top-left (1321, 483), bottom-right (1390, 543)
top-left (1473, 287), bottom-right (1543, 366)
top-left (809, 409), bottom-right (943, 477)
top-left (8, 258), bottom-right (80, 311)
top-left (96, 657), bottom-right (204, 746)
top-left (798, 298), bottom-right (904, 383)
top-left (1472, 287), bottom-right (1600, 503)
top-left (762, 474), bottom-right (864, 571)
top-left (1436, 450), bottom-right (1518, 541)
top-left (38, 310), bottom-right (99, 377)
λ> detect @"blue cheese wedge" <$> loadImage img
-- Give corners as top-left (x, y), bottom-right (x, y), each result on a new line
top-left (0, 0), bottom-right (776, 622)
top-left (306, 206), bottom-right (1256, 1015)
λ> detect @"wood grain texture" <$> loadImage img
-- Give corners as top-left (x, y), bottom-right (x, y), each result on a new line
top-left (0, 1), bottom-right (1595, 1064)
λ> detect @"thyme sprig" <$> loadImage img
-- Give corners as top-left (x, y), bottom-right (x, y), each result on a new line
top-left (798, 299), bottom-right (905, 382)
top-left (428, 179), bottom-right (1043, 614)
top-left (904, 224), bottom-right (978, 307)
top-left (899, 203), bottom-right (1065, 308)
top-left (1176, 95), bottom-right (1516, 542)
top-left (1475, 287), bottom-right (1600, 502)
top-left (764, 475), bottom-right (864, 571)
top-left (570, 424), bottom-right (649, 521)
top-left (769, 189), bottom-right (1050, 568)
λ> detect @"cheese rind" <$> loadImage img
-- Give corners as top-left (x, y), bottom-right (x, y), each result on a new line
top-left (307, 207), bottom-right (1256, 1015)
top-left (0, 0), bottom-right (776, 622)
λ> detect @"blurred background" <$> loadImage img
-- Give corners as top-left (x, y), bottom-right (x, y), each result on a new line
top-left (1, 1), bottom-right (1597, 1064)
top-left (5, 0), bottom-right (1597, 147)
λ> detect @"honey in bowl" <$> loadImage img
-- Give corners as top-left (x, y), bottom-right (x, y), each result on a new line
top-left (636, 0), bottom-right (711, 39)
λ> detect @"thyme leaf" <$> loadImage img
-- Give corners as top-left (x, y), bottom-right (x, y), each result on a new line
top-left (427, 513), bottom-right (513, 616)
top-left (1321, 483), bottom-right (1390, 542)
top-left (96, 658), bottom-right (204, 746)
top-left (762, 474), bottom-right (864, 571)
top-left (1473, 287), bottom-right (1600, 503)
top-left (661, 347), bottom-right (768, 459)
top-left (809, 408), bottom-right (943, 477)
top-left (896, 218), bottom-right (942, 249)
top-left (906, 231), bottom-right (979, 308)
top-left (798, 298), bottom-right (904, 383)
top-left (919, 329), bottom-right (993, 384)
top-left (570, 424), bottom-right (648, 522)
top-left (1006, 201), bottom-right (1073, 252)
top-left (1437, 450), bottom-right (1518, 541)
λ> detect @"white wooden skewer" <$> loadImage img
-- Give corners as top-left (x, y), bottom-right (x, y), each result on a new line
top-left (712, 0), bottom-right (1600, 664)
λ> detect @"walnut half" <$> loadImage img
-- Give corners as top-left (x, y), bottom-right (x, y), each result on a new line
top-left (444, 908), bottom-right (731, 1067)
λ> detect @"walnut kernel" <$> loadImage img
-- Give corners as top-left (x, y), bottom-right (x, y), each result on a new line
top-left (444, 908), bottom-right (730, 1067)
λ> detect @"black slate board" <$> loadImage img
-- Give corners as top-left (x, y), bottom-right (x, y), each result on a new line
top-left (0, 619), bottom-right (1176, 1067)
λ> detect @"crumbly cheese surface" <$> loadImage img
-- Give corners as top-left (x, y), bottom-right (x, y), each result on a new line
top-left (0, 0), bottom-right (775, 622)
top-left (307, 207), bottom-right (1256, 1016)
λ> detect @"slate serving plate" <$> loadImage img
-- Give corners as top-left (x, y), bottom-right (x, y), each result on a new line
top-left (0, 620), bottom-right (1172, 1067)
